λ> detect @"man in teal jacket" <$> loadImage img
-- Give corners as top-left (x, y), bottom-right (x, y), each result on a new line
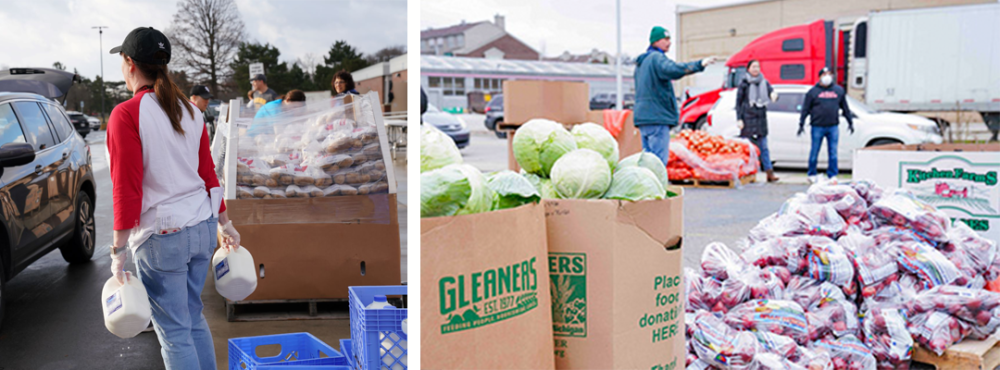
top-left (634, 26), bottom-right (715, 164)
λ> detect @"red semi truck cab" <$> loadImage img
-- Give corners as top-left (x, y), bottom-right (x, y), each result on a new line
top-left (680, 20), bottom-right (849, 129)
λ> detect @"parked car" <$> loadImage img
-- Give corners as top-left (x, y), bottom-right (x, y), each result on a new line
top-left (86, 115), bottom-right (101, 130)
top-left (65, 112), bottom-right (91, 138)
top-left (704, 84), bottom-right (942, 170)
top-left (0, 69), bottom-right (97, 331)
top-left (589, 92), bottom-right (634, 110)
top-left (483, 94), bottom-right (506, 139)
top-left (422, 103), bottom-right (470, 149)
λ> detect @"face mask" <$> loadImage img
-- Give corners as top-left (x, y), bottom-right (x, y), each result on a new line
top-left (820, 75), bottom-right (833, 86)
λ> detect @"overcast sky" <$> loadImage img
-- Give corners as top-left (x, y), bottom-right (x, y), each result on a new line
top-left (0, 0), bottom-right (406, 82)
top-left (420, 0), bottom-right (743, 60)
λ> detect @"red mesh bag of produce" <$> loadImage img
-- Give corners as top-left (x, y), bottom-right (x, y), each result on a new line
top-left (869, 190), bottom-right (950, 243)
top-left (806, 183), bottom-right (870, 227)
top-left (895, 241), bottom-right (961, 289)
top-left (741, 236), bottom-right (810, 273)
top-left (907, 311), bottom-right (970, 356)
top-left (701, 242), bottom-right (748, 281)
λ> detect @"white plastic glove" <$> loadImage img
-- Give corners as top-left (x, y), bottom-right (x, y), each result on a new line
top-left (218, 221), bottom-right (241, 251)
top-left (701, 56), bottom-right (717, 67)
top-left (110, 246), bottom-right (128, 285)
top-left (737, 120), bottom-right (744, 130)
top-left (770, 92), bottom-right (779, 102)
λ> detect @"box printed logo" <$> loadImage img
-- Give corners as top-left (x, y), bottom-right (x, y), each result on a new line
top-left (438, 257), bottom-right (540, 334)
top-left (900, 155), bottom-right (999, 232)
top-left (549, 252), bottom-right (587, 338)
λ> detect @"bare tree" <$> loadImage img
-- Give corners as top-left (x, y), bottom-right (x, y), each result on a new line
top-left (364, 45), bottom-right (407, 65)
top-left (297, 52), bottom-right (320, 78)
top-left (168, 0), bottom-right (245, 96)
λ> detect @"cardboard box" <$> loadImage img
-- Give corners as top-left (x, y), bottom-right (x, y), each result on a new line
top-left (421, 203), bottom-right (556, 370)
top-left (545, 190), bottom-right (685, 370)
top-left (853, 143), bottom-right (1000, 244)
top-left (228, 194), bottom-right (401, 300)
top-left (502, 80), bottom-right (589, 126)
top-left (585, 109), bottom-right (643, 162)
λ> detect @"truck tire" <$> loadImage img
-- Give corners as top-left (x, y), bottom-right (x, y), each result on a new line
top-left (60, 192), bottom-right (96, 264)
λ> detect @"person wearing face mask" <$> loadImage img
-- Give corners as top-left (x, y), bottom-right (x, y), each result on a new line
top-left (735, 60), bottom-right (779, 183)
top-left (106, 27), bottom-right (240, 369)
top-left (798, 67), bottom-right (853, 182)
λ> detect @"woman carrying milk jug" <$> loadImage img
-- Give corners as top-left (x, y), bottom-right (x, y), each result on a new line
top-left (106, 27), bottom-right (240, 370)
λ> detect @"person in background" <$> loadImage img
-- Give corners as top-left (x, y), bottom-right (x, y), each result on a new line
top-left (798, 67), bottom-right (854, 183)
top-left (634, 25), bottom-right (715, 165)
top-left (254, 89), bottom-right (307, 119)
top-left (735, 60), bottom-right (779, 183)
top-left (189, 85), bottom-right (215, 141)
top-left (106, 26), bottom-right (240, 370)
top-left (332, 70), bottom-right (360, 97)
top-left (250, 74), bottom-right (279, 109)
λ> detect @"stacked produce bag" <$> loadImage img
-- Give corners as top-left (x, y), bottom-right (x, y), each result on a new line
top-left (420, 119), bottom-right (676, 217)
top-left (668, 129), bottom-right (759, 182)
top-left (231, 95), bottom-right (390, 199)
top-left (684, 179), bottom-right (999, 370)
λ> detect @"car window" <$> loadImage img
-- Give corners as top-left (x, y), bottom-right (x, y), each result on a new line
top-left (769, 92), bottom-right (805, 113)
top-left (12, 101), bottom-right (57, 151)
top-left (43, 103), bottom-right (75, 142)
top-left (427, 104), bottom-right (441, 113)
top-left (0, 103), bottom-right (28, 146)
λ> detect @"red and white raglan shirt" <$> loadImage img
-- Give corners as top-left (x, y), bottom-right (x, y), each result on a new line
top-left (107, 86), bottom-right (226, 250)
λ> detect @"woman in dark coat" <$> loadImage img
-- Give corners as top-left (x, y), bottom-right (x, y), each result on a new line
top-left (735, 59), bottom-right (779, 182)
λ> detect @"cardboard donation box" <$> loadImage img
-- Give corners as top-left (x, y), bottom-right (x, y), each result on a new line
top-left (853, 143), bottom-right (1000, 243)
top-left (545, 189), bottom-right (685, 370)
top-left (503, 80), bottom-right (643, 172)
top-left (217, 92), bottom-right (401, 300)
top-left (421, 203), bottom-right (556, 370)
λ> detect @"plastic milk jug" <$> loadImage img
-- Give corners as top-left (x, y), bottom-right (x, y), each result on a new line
top-left (213, 246), bottom-right (257, 301)
top-left (367, 296), bottom-right (406, 370)
top-left (102, 272), bottom-right (152, 338)
top-left (367, 295), bottom-right (393, 309)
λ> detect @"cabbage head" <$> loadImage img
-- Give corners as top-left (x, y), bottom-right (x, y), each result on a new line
top-left (486, 171), bottom-right (541, 210)
top-left (616, 152), bottom-right (669, 189)
top-left (571, 123), bottom-right (619, 169)
top-left (550, 149), bottom-right (612, 199)
top-left (421, 124), bottom-right (462, 172)
top-left (512, 119), bottom-right (577, 177)
top-left (522, 172), bottom-right (559, 199)
top-left (604, 166), bottom-right (666, 201)
top-left (420, 164), bottom-right (493, 217)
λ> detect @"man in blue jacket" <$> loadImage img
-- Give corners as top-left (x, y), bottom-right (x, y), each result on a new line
top-left (798, 67), bottom-right (854, 182)
top-left (634, 26), bottom-right (715, 165)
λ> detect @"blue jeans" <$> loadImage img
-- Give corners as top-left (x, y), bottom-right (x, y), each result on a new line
top-left (638, 124), bottom-right (671, 165)
top-left (135, 217), bottom-right (219, 370)
top-left (748, 136), bottom-right (773, 171)
top-left (808, 126), bottom-right (839, 178)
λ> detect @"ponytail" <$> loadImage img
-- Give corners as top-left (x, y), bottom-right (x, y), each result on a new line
top-left (134, 52), bottom-right (193, 135)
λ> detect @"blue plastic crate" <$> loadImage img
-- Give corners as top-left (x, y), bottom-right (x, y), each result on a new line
top-left (228, 332), bottom-right (348, 370)
top-left (339, 339), bottom-right (356, 369)
top-left (257, 366), bottom-right (352, 370)
top-left (349, 286), bottom-right (408, 370)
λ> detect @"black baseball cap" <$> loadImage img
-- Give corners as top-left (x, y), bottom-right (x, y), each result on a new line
top-left (818, 67), bottom-right (833, 76)
top-left (109, 27), bottom-right (171, 65)
top-left (250, 74), bottom-right (266, 82)
top-left (190, 85), bottom-right (213, 99)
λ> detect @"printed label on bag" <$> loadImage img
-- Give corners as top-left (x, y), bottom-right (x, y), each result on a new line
top-left (549, 252), bottom-right (587, 338)
top-left (438, 257), bottom-right (539, 334)
top-left (106, 289), bottom-right (123, 317)
top-left (215, 258), bottom-right (230, 280)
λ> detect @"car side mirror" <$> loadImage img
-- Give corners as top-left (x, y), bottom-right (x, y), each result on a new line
top-left (0, 142), bottom-right (36, 168)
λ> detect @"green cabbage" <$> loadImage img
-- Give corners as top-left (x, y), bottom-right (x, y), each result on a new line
top-left (616, 152), bottom-right (669, 189)
top-left (421, 124), bottom-right (462, 172)
top-left (420, 164), bottom-right (493, 217)
top-left (571, 123), bottom-right (619, 169)
top-left (512, 119), bottom-right (577, 177)
top-left (486, 171), bottom-right (541, 210)
top-left (603, 166), bottom-right (666, 201)
top-left (550, 149), bottom-right (612, 199)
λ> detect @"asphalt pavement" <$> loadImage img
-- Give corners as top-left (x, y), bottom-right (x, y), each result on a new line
top-left (0, 130), bottom-right (408, 369)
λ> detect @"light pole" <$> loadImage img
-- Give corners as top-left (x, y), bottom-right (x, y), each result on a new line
top-left (92, 26), bottom-right (108, 130)
top-left (615, 0), bottom-right (623, 110)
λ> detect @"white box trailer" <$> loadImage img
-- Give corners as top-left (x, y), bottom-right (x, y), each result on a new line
top-left (862, 3), bottom-right (1000, 130)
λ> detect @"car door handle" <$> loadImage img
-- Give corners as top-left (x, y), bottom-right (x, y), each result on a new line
top-left (35, 165), bottom-right (43, 174)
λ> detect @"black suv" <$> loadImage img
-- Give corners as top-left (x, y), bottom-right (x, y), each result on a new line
top-left (0, 68), bottom-right (97, 331)
top-left (66, 112), bottom-right (91, 138)
top-left (589, 92), bottom-right (635, 110)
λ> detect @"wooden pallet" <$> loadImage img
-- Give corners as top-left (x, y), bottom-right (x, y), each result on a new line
top-left (912, 337), bottom-right (1000, 370)
top-left (669, 174), bottom-right (757, 189)
top-left (225, 298), bottom-right (350, 322)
